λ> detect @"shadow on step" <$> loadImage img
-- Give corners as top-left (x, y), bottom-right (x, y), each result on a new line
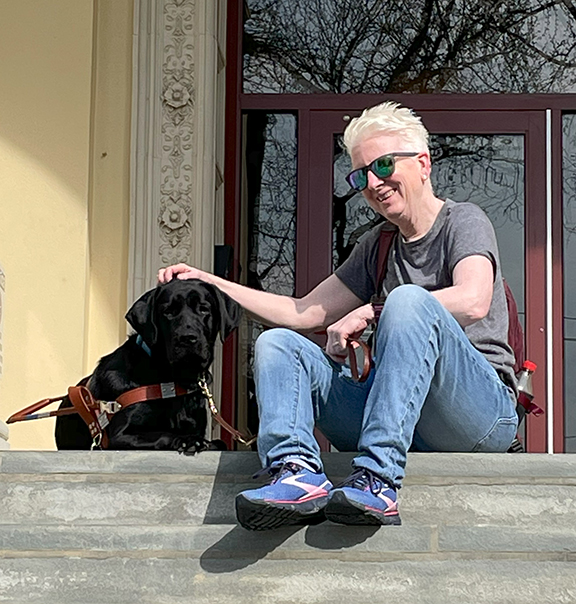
top-left (199, 453), bottom-right (379, 573)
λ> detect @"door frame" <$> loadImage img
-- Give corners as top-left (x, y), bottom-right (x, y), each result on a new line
top-left (306, 108), bottom-right (547, 451)
top-left (224, 19), bottom-right (576, 450)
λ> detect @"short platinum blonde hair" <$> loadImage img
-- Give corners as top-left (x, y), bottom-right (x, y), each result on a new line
top-left (343, 101), bottom-right (429, 154)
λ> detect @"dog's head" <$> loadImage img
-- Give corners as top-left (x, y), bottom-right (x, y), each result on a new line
top-left (125, 279), bottom-right (242, 379)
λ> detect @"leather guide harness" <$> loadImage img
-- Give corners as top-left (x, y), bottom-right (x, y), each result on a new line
top-left (7, 378), bottom-right (256, 449)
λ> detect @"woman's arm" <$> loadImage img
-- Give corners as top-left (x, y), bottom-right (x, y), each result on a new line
top-left (158, 264), bottom-right (364, 332)
top-left (431, 255), bottom-right (494, 326)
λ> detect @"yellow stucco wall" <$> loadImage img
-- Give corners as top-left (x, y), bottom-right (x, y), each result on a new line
top-left (85, 0), bottom-right (132, 371)
top-left (0, 0), bottom-right (132, 449)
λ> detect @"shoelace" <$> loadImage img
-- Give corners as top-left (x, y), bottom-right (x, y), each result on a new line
top-left (252, 461), bottom-right (301, 483)
top-left (336, 467), bottom-right (392, 495)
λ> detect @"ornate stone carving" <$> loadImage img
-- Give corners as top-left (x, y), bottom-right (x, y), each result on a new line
top-left (131, 0), bottom-right (221, 303)
top-left (159, 0), bottom-right (195, 265)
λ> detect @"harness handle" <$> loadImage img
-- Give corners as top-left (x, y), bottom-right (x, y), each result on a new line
top-left (6, 396), bottom-right (76, 424)
top-left (347, 338), bottom-right (372, 382)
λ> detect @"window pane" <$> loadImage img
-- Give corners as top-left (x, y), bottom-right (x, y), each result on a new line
top-left (563, 114), bottom-right (576, 452)
top-left (239, 113), bottom-right (297, 437)
top-left (430, 135), bottom-right (525, 322)
top-left (244, 0), bottom-right (576, 94)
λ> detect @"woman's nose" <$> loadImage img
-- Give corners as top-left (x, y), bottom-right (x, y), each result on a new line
top-left (366, 168), bottom-right (385, 189)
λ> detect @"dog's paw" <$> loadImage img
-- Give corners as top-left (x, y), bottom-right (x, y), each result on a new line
top-left (175, 437), bottom-right (207, 456)
top-left (206, 439), bottom-right (227, 451)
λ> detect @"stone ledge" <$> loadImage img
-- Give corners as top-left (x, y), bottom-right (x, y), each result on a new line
top-left (0, 558), bottom-right (575, 604)
top-left (1, 482), bottom-right (576, 527)
top-left (0, 523), bottom-right (431, 556)
top-left (1, 523), bottom-right (575, 558)
top-left (2, 451), bottom-right (576, 481)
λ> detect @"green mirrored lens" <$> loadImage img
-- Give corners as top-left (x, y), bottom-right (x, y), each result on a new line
top-left (372, 155), bottom-right (394, 179)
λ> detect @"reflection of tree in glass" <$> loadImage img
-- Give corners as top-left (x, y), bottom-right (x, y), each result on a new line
top-left (243, 113), bottom-right (298, 390)
top-left (244, 0), bottom-right (576, 94)
top-left (563, 114), bottom-right (576, 452)
top-left (564, 115), bottom-right (576, 237)
top-left (247, 113), bottom-right (297, 297)
top-left (431, 135), bottom-right (524, 229)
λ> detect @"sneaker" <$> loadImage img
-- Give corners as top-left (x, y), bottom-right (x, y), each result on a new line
top-left (235, 461), bottom-right (333, 531)
top-left (324, 467), bottom-right (401, 526)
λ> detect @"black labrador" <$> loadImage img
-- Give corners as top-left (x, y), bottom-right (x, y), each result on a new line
top-left (55, 279), bottom-right (241, 451)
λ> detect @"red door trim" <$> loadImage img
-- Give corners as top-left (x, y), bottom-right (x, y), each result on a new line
top-left (241, 94), bottom-right (576, 112)
top-left (221, 0), bottom-right (244, 448)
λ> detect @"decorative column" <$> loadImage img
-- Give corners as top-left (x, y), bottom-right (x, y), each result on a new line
top-left (129, 0), bottom-right (220, 303)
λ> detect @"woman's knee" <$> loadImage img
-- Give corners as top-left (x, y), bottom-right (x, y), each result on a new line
top-left (385, 284), bottom-right (430, 312)
top-left (379, 284), bottom-right (435, 326)
top-left (254, 328), bottom-right (305, 362)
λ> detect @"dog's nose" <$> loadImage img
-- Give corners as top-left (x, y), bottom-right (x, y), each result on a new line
top-left (175, 332), bottom-right (199, 345)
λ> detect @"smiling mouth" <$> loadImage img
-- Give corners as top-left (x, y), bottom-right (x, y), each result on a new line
top-left (377, 188), bottom-right (396, 202)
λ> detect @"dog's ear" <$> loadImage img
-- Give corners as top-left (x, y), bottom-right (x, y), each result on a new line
top-left (125, 286), bottom-right (160, 348)
top-left (205, 283), bottom-right (242, 342)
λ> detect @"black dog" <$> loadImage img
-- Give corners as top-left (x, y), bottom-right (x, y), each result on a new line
top-left (55, 279), bottom-right (241, 451)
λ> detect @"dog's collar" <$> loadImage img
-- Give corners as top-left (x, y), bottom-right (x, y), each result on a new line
top-left (136, 334), bottom-right (152, 357)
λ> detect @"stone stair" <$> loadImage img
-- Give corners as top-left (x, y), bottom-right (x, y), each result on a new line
top-left (1, 451), bottom-right (576, 603)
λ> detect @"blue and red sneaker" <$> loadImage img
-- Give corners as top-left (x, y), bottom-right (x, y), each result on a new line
top-left (235, 460), bottom-right (333, 531)
top-left (325, 467), bottom-right (401, 526)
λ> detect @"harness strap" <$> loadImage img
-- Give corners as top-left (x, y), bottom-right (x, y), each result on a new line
top-left (8, 379), bottom-right (256, 448)
top-left (116, 383), bottom-right (194, 408)
top-left (347, 339), bottom-right (372, 383)
top-left (67, 386), bottom-right (110, 449)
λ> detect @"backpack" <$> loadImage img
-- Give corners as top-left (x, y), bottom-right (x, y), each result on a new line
top-left (374, 226), bottom-right (542, 429)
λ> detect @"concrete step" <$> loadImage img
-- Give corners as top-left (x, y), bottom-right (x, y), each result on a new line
top-left (1, 558), bottom-right (576, 604)
top-left (1, 451), bottom-right (576, 603)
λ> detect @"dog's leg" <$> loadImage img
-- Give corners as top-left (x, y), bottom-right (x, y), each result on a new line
top-left (107, 427), bottom-right (205, 453)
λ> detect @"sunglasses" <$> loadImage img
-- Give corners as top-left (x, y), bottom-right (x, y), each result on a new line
top-left (345, 152), bottom-right (419, 192)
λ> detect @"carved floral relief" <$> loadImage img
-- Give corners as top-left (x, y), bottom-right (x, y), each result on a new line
top-left (159, 0), bottom-right (195, 265)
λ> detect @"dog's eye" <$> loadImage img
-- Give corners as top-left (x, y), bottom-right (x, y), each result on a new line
top-left (198, 303), bottom-right (211, 315)
top-left (161, 302), bottom-right (180, 317)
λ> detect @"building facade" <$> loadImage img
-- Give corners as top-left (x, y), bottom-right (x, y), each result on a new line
top-left (1, 0), bottom-right (575, 452)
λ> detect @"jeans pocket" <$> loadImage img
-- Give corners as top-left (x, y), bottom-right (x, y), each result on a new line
top-left (472, 417), bottom-right (518, 452)
top-left (324, 353), bottom-right (370, 389)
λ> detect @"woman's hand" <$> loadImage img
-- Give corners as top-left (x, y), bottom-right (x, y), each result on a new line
top-left (325, 304), bottom-right (374, 363)
top-left (157, 263), bottom-right (209, 284)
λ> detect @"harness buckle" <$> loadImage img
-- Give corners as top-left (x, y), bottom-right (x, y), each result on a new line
top-left (99, 401), bottom-right (121, 415)
top-left (160, 382), bottom-right (176, 399)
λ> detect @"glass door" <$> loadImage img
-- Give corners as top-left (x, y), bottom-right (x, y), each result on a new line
top-left (306, 110), bottom-right (548, 452)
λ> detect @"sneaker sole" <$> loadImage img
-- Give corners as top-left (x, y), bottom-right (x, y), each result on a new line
top-left (235, 494), bottom-right (327, 531)
top-left (324, 490), bottom-right (401, 526)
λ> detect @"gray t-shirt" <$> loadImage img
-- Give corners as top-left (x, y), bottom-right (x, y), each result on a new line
top-left (335, 199), bottom-right (517, 393)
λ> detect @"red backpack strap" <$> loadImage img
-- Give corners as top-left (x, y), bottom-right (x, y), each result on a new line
top-left (503, 279), bottom-right (524, 374)
top-left (376, 226), bottom-right (398, 294)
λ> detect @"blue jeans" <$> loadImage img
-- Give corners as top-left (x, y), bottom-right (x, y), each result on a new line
top-left (253, 284), bottom-right (518, 487)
